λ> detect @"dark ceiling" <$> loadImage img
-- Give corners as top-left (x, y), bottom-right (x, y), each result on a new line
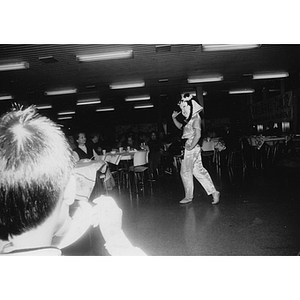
top-left (0, 44), bottom-right (299, 133)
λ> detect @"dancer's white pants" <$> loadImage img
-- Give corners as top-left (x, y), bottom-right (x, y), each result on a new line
top-left (180, 145), bottom-right (216, 199)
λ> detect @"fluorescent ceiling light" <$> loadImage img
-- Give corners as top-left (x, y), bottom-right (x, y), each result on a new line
top-left (125, 95), bottom-right (150, 102)
top-left (58, 116), bottom-right (72, 120)
top-left (159, 78), bottom-right (169, 82)
top-left (229, 88), bottom-right (255, 94)
top-left (36, 104), bottom-right (52, 109)
top-left (187, 76), bottom-right (223, 84)
top-left (45, 88), bottom-right (77, 96)
top-left (58, 110), bottom-right (76, 115)
top-left (77, 98), bottom-right (101, 106)
top-left (110, 81), bottom-right (145, 89)
top-left (96, 108), bottom-right (115, 112)
top-left (0, 95), bottom-right (13, 100)
top-left (134, 104), bottom-right (154, 109)
top-left (155, 45), bottom-right (171, 52)
top-left (0, 62), bottom-right (29, 71)
top-left (202, 44), bottom-right (260, 51)
top-left (253, 72), bottom-right (289, 80)
top-left (76, 50), bottom-right (133, 62)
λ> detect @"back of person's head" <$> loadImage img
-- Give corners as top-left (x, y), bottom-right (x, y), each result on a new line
top-left (90, 132), bottom-right (99, 140)
top-left (0, 106), bottom-right (75, 241)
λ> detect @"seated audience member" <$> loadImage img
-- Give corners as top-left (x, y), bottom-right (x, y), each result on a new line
top-left (73, 132), bottom-right (101, 162)
top-left (66, 134), bottom-right (76, 150)
top-left (124, 135), bottom-right (140, 150)
top-left (161, 134), bottom-right (183, 174)
top-left (0, 106), bottom-right (146, 256)
top-left (87, 132), bottom-right (103, 155)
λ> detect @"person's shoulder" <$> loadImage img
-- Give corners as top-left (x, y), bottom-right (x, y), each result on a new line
top-left (192, 115), bottom-right (201, 125)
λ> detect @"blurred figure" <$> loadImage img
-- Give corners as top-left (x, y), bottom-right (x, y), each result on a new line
top-left (87, 132), bottom-right (103, 155)
top-left (0, 106), bottom-right (146, 256)
top-left (124, 134), bottom-right (140, 150)
top-left (66, 134), bottom-right (76, 150)
top-left (147, 131), bottom-right (163, 180)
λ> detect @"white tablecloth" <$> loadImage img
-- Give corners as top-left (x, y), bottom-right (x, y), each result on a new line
top-left (247, 135), bottom-right (289, 150)
top-left (201, 138), bottom-right (226, 152)
top-left (73, 160), bottom-right (114, 201)
top-left (100, 151), bottom-right (135, 165)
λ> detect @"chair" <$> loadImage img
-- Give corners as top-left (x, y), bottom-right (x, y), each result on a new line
top-left (129, 150), bottom-right (153, 194)
top-left (107, 162), bottom-right (121, 193)
top-left (201, 140), bottom-right (216, 167)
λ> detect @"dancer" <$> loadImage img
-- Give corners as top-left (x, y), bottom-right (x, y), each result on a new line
top-left (171, 93), bottom-right (220, 204)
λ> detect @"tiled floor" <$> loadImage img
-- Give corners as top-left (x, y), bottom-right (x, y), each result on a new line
top-left (62, 155), bottom-right (300, 256)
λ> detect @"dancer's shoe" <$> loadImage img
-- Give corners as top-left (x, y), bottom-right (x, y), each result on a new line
top-left (212, 191), bottom-right (220, 205)
top-left (179, 198), bottom-right (192, 204)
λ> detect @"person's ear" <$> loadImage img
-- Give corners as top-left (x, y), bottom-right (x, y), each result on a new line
top-left (63, 175), bottom-right (76, 206)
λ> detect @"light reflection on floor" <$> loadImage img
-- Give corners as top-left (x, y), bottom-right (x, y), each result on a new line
top-left (63, 160), bottom-right (300, 256)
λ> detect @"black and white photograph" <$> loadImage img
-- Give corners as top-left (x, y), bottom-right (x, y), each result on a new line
top-left (0, 2), bottom-right (298, 299)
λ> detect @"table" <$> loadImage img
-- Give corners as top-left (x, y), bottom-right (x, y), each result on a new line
top-left (99, 151), bottom-right (136, 192)
top-left (100, 150), bottom-right (135, 165)
top-left (201, 138), bottom-right (226, 152)
top-left (247, 135), bottom-right (290, 167)
top-left (201, 138), bottom-right (226, 169)
top-left (73, 160), bottom-right (115, 201)
top-left (247, 135), bottom-right (290, 150)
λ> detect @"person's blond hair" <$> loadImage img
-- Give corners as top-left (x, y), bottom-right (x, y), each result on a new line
top-left (0, 106), bottom-right (75, 240)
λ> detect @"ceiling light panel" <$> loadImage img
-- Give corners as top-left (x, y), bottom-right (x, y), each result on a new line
top-left (76, 50), bottom-right (133, 62)
top-left (134, 104), bottom-right (154, 109)
top-left (0, 62), bottom-right (29, 71)
top-left (45, 88), bottom-right (77, 96)
top-left (253, 72), bottom-right (289, 80)
top-left (36, 104), bottom-right (52, 109)
top-left (39, 56), bottom-right (58, 63)
top-left (96, 108), bottom-right (115, 112)
top-left (187, 76), bottom-right (223, 84)
top-left (0, 95), bottom-right (13, 100)
top-left (57, 110), bottom-right (76, 115)
top-left (229, 88), bottom-right (255, 94)
top-left (58, 116), bottom-right (72, 120)
top-left (109, 81), bottom-right (145, 89)
top-left (155, 45), bottom-right (171, 53)
top-left (125, 95), bottom-right (150, 102)
top-left (77, 98), bottom-right (101, 106)
top-left (202, 44), bottom-right (260, 51)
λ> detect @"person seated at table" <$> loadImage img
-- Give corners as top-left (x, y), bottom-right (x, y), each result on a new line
top-left (73, 131), bottom-right (101, 162)
top-left (66, 134), bottom-right (76, 150)
top-left (160, 134), bottom-right (183, 174)
top-left (87, 132), bottom-right (103, 155)
top-left (123, 134), bottom-right (141, 151)
top-left (0, 106), bottom-right (146, 256)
